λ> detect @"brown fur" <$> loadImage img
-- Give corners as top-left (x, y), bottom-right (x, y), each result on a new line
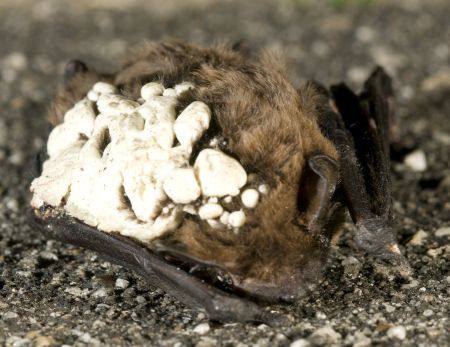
top-left (48, 41), bottom-right (340, 299)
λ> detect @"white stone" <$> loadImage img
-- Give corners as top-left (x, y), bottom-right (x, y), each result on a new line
top-left (194, 149), bottom-right (247, 197)
top-left (407, 229), bottom-right (428, 246)
top-left (163, 168), bottom-right (201, 204)
top-left (193, 323), bottom-right (210, 335)
top-left (174, 82), bottom-right (195, 96)
top-left (290, 339), bottom-right (311, 347)
top-left (241, 189), bottom-right (259, 208)
top-left (387, 326), bottom-right (406, 340)
top-left (92, 81), bottom-right (117, 94)
top-left (309, 327), bottom-right (342, 346)
top-left (198, 203), bottom-right (224, 220)
top-left (174, 101), bottom-right (211, 147)
top-left (228, 210), bottom-right (246, 228)
top-left (435, 227), bottom-right (450, 237)
top-left (115, 278), bottom-right (129, 290)
top-left (404, 149), bottom-right (427, 172)
top-left (141, 82), bottom-right (164, 100)
top-left (258, 184), bottom-right (269, 194)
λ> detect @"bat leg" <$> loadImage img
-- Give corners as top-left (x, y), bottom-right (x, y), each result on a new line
top-left (310, 69), bottom-right (410, 274)
top-left (27, 209), bottom-right (288, 326)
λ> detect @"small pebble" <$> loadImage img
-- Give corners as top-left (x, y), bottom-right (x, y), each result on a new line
top-left (91, 288), bottom-right (107, 298)
top-left (5, 336), bottom-right (30, 347)
top-left (407, 229), bottom-right (428, 246)
top-left (3, 311), bottom-right (19, 320)
top-left (352, 332), bottom-right (372, 347)
top-left (387, 326), bottom-right (406, 340)
top-left (290, 339), bottom-right (311, 347)
top-left (115, 278), bottom-right (129, 290)
top-left (423, 309), bottom-right (433, 317)
top-left (355, 26), bottom-right (376, 42)
top-left (383, 303), bottom-right (396, 313)
top-left (39, 250), bottom-right (58, 260)
top-left (342, 256), bottom-right (361, 276)
top-left (136, 295), bottom-right (146, 304)
top-left (195, 337), bottom-right (216, 347)
top-left (3, 52), bottom-right (28, 70)
top-left (315, 311), bottom-right (327, 319)
top-left (347, 66), bottom-right (371, 84)
top-left (309, 326), bottom-right (342, 346)
top-left (193, 323), bottom-right (210, 335)
top-left (402, 279), bottom-right (420, 289)
top-left (426, 246), bottom-right (449, 258)
top-left (404, 150), bottom-right (427, 172)
top-left (435, 227), bottom-right (450, 238)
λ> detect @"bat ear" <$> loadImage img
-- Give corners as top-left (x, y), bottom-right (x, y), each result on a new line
top-left (63, 59), bottom-right (89, 85)
top-left (298, 153), bottom-right (338, 234)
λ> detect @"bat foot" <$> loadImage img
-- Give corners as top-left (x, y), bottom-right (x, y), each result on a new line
top-left (355, 218), bottom-right (411, 278)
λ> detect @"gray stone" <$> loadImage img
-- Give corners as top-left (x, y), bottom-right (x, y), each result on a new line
top-left (308, 326), bottom-right (342, 346)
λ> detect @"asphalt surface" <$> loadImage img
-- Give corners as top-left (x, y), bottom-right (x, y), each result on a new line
top-left (0, 0), bottom-right (449, 346)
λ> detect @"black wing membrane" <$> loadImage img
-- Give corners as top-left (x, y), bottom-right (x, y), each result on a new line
top-left (28, 209), bottom-right (286, 325)
top-left (331, 67), bottom-right (393, 219)
top-left (315, 67), bottom-right (409, 272)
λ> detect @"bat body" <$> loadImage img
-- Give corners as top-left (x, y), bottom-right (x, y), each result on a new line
top-left (29, 41), bottom-right (409, 325)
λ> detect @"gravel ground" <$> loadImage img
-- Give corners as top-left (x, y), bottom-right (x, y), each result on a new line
top-left (1, 0), bottom-right (449, 346)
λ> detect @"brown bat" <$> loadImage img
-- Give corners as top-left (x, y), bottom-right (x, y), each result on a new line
top-left (28, 40), bottom-right (410, 325)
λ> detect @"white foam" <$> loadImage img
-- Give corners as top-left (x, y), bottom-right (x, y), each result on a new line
top-left (31, 81), bottom-right (261, 242)
top-left (194, 148), bottom-right (247, 197)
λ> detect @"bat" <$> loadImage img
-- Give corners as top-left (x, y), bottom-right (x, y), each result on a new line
top-left (28, 40), bottom-right (410, 326)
